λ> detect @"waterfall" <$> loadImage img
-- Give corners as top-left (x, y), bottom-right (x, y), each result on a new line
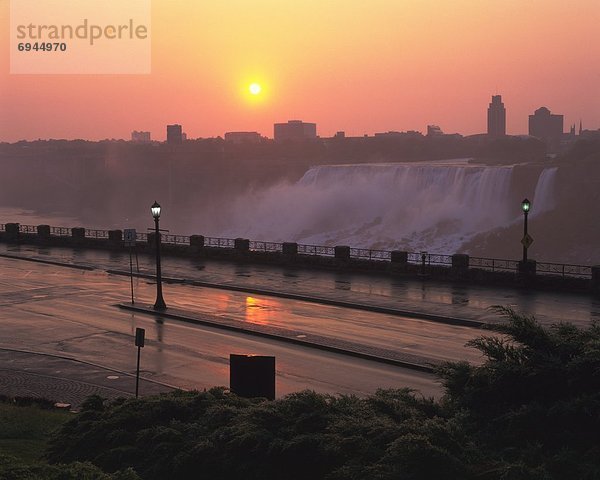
top-left (220, 159), bottom-right (517, 253)
top-left (531, 167), bottom-right (558, 217)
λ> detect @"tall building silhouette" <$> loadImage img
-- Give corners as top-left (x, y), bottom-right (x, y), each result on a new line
top-left (529, 107), bottom-right (563, 150)
top-left (166, 124), bottom-right (183, 144)
top-left (487, 95), bottom-right (506, 138)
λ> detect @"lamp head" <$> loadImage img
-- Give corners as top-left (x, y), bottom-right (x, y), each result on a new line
top-left (521, 198), bottom-right (531, 213)
top-left (151, 201), bottom-right (161, 219)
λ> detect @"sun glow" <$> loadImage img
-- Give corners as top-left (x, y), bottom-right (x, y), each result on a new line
top-left (249, 83), bottom-right (262, 95)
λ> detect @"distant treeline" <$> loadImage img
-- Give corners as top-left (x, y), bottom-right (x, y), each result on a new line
top-left (0, 133), bottom-right (549, 166)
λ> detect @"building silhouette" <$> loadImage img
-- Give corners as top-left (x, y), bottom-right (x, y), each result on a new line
top-left (166, 124), bottom-right (183, 144)
top-left (131, 131), bottom-right (151, 143)
top-left (529, 107), bottom-right (563, 150)
top-left (224, 132), bottom-right (263, 144)
top-left (274, 120), bottom-right (317, 142)
top-left (487, 95), bottom-right (506, 138)
top-left (426, 125), bottom-right (444, 137)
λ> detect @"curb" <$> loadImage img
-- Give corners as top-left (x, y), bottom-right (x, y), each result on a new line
top-left (107, 269), bottom-right (484, 329)
top-left (0, 347), bottom-right (182, 391)
top-left (0, 252), bottom-right (484, 329)
top-left (0, 253), bottom-right (95, 271)
top-left (117, 303), bottom-right (438, 374)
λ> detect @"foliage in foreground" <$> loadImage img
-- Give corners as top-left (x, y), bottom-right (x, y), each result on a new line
top-left (0, 400), bottom-right (139, 480)
top-left (0, 401), bottom-right (70, 464)
top-left (45, 307), bottom-right (600, 480)
top-left (0, 454), bottom-right (139, 480)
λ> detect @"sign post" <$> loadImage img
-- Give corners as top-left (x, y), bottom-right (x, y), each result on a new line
top-left (521, 234), bottom-right (533, 250)
top-left (134, 327), bottom-right (145, 398)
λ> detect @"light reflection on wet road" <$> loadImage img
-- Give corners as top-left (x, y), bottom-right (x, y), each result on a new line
top-left (2, 243), bottom-right (599, 326)
top-left (2, 243), bottom-right (599, 398)
top-left (0, 257), bottom-right (441, 397)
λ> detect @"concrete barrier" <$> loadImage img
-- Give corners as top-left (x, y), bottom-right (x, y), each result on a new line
top-left (147, 232), bottom-right (157, 248)
top-left (71, 227), bottom-right (85, 239)
top-left (190, 235), bottom-right (205, 248)
top-left (71, 227), bottom-right (85, 246)
top-left (391, 250), bottom-right (408, 264)
top-left (334, 245), bottom-right (351, 260)
top-left (5, 223), bottom-right (19, 242)
top-left (108, 230), bottom-right (122, 245)
top-left (234, 238), bottom-right (250, 252)
top-left (37, 225), bottom-right (50, 240)
top-left (518, 260), bottom-right (537, 276)
top-left (282, 242), bottom-right (298, 255)
top-left (452, 254), bottom-right (469, 275)
top-left (592, 266), bottom-right (600, 295)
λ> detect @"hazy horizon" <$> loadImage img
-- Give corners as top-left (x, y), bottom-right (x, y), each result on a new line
top-left (1, 0), bottom-right (599, 142)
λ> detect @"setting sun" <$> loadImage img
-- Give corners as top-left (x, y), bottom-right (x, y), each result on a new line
top-left (249, 83), bottom-right (262, 95)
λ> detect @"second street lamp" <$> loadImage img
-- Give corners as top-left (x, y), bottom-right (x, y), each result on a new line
top-left (521, 198), bottom-right (531, 263)
top-left (151, 201), bottom-right (166, 310)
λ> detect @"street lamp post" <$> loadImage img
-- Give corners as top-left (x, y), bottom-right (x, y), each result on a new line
top-left (521, 198), bottom-right (530, 263)
top-left (151, 201), bottom-right (166, 310)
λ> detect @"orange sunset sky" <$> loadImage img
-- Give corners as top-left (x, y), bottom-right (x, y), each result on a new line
top-left (1, 0), bottom-right (599, 142)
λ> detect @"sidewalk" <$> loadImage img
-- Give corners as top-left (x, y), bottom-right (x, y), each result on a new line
top-left (2, 243), bottom-right (597, 326)
top-left (0, 349), bottom-right (175, 410)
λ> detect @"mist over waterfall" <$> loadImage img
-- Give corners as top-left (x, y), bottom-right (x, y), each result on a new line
top-left (219, 159), bottom-right (551, 253)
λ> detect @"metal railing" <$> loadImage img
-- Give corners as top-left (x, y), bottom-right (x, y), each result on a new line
top-left (350, 248), bottom-right (392, 262)
top-left (250, 241), bottom-right (282, 253)
top-left (0, 222), bottom-right (595, 279)
top-left (20, 224), bottom-right (38, 234)
top-left (204, 236), bottom-right (235, 248)
top-left (470, 257), bottom-right (519, 272)
top-left (298, 244), bottom-right (335, 257)
top-left (50, 226), bottom-right (71, 236)
top-left (85, 229), bottom-right (109, 239)
top-left (162, 234), bottom-right (190, 245)
top-left (536, 262), bottom-right (592, 278)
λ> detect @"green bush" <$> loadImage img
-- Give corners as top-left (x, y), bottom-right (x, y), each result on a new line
top-left (0, 454), bottom-right (139, 480)
top-left (45, 308), bottom-right (600, 479)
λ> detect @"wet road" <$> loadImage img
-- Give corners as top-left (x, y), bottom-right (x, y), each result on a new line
top-left (0, 256), bottom-right (443, 397)
top-left (2, 243), bottom-right (598, 398)
top-left (2, 243), bottom-right (599, 326)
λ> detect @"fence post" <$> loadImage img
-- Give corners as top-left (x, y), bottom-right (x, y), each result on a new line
top-left (451, 254), bottom-right (469, 276)
top-left (234, 238), bottom-right (250, 252)
top-left (334, 245), bottom-right (351, 261)
top-left (5, 223), bottom-right (20, 242)
top-left (592, 266), bottom-right (600, 295)
top-left (71, 227), bottom-right (86, 246)
top-left (108, 230), bottom-right (122, 247)
top-left (147, 232), bottom-right (157, 248)
top-left (190, 235), bottom-right (205, 248)
top-left (390, 251), bottom-right (408, 272)
top-left (37, 225), bottom-right (51, 243)
top-left (282, 242), bottom-right (298, 255)
top-left (518, 260), bottom-right (537, 276)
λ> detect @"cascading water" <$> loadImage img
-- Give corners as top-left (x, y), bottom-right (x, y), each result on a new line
top-left (531, 167), bottom-right (558, 217)
top-left (221, 159), bottom-right (520, 253)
